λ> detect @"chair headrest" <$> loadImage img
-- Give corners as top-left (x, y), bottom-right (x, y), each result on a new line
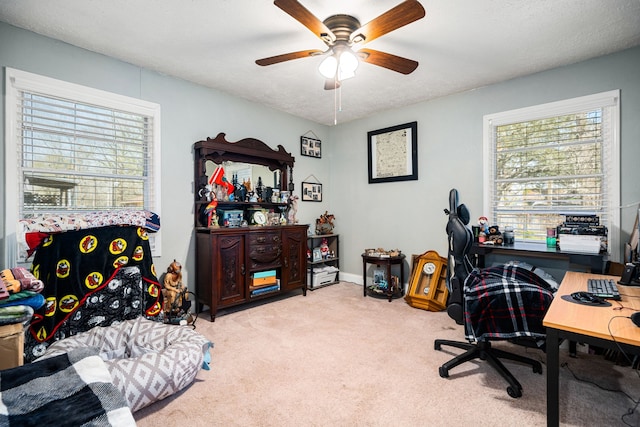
top-left (448, 189), bottom-right (470, 225)
top-left (457, 204), bottom-right (470, 225)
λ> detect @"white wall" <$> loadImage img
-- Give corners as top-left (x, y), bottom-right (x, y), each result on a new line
top-left (2, 21), bottom-right (640, 290)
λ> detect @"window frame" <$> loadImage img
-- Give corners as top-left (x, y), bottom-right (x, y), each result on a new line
top-left (482, 90), bottom-right (620, 260)
top-left (4, 67), bottom-right (162, 264)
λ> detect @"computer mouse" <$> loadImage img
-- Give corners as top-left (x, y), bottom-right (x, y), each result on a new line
top-left (631, 312), bottom-right (640, 327)
top-left (570, 291), bottom-right (605, 305)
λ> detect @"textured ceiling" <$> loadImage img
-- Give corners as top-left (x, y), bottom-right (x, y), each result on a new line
top-left (1, 0), bottom-right (639, 126)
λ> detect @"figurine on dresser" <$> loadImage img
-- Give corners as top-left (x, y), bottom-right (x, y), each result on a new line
top-left (287, 195), bottom-right (299, 224)
top-left (315, 211), bottom-right (335, 235)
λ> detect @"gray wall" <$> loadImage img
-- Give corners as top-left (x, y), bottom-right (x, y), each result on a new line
top-left (0, 22), bottom-right (333, 287)
top-left (330, 46), bottom-right (640, 284)
top-left (2, 21), bottom-right (640, 289)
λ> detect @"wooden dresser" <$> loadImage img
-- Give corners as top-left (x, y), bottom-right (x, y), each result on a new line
top-left (193, 134), bottom-right (308, 321)
top-left (196, 225), bottom-right (307, 321)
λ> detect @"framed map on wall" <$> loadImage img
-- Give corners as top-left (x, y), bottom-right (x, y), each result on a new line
top-left (367, 121), bottom-right (418, 183)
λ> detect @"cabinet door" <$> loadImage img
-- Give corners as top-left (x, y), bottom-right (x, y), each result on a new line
top-left (216, 234), bottom-right (246, 305)
top-left (281, 227), bottom-right (308, 290)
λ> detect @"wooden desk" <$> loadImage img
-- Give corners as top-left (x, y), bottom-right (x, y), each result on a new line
top-left (471, 242), bottom-right (607, 274)
top-left (543, 271), bottom-right (640, 426)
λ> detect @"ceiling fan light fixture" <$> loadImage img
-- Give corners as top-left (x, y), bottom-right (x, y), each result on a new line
top-left (338, 49), bottom-right (358, 78)
top-left (318, 55), bottom-right (338, 79)
top-left (319, 47), bottom-right (359, 80)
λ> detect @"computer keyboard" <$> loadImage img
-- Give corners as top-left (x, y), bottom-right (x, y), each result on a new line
top-left (587, 278), bottom-right (621, 300)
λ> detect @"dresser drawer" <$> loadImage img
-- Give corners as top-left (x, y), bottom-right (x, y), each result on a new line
top-left (248, 231), bottom-right (282, 267)
top-left (249, 231), bottom-right (281, 246)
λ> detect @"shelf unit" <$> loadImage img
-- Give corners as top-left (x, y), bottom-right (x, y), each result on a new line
top-left (307, 234), bottom-right (340, 289)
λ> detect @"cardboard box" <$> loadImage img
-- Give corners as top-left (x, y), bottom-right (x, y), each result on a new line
top-left (0, 322), bottom-right (24, 370)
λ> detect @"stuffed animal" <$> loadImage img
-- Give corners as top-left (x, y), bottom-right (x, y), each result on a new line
top-left (487, 225), bottom-right (503, 245)
top-left (163, 260), bottom-right (187, 314)
top-left (478, 216), bottom-right (489, 234)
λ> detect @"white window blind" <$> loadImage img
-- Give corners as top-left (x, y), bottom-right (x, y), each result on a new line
top-left (18, 92), bottom-right (153, 214)
top-left (5, 68), bottom-right (162, 263)
top-left (483, 91), bottom-right (620, 260)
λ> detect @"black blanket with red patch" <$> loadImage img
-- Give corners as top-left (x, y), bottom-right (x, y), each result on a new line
top-left (464, 264), bottom-right (555, 343)
top-left (25, 226), bottom-right (162, 362)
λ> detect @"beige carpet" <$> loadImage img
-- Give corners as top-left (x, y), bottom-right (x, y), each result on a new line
top-left (134, 282), bottom-right (640, 426)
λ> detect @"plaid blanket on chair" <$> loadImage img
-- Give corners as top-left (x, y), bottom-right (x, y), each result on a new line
top-left (464, 264), bottom-right (555, 343)
top-left (0, 348), bottom-right (135, 426)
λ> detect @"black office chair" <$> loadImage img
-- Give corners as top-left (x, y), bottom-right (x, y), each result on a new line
top-left (434, 189), bottom-right (555, 398)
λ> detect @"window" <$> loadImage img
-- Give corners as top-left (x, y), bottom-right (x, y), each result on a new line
top-left (483, 91), bottom-right (620, 260)
top-left (5, 68), bottom-right (161, 263)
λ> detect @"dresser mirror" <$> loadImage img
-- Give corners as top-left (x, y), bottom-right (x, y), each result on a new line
top-left (204, 160), bottom-right (281, 192)
top-left (194, 133), bottom-right (296, 227)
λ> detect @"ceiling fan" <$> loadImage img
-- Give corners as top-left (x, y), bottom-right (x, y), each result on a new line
top-left (256, 0), bottom-right (426, 90)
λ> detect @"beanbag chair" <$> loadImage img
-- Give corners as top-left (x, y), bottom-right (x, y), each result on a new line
top-left (38, 317), bottom-right (212, 412)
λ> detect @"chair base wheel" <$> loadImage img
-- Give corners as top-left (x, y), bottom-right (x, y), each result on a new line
top-left (439, 366), bottom-right (449, 378)
top-left (507, 386), bottom-right (522, 398)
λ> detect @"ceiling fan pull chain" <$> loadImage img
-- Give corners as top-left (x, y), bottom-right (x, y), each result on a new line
top-left (334, 80), bottom-right (338, 125)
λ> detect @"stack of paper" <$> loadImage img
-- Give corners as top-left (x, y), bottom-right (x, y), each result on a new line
top-left (558, 234), bottom-right (602, 254)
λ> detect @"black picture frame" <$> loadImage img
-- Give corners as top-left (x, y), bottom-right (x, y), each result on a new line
top-left (301, 136), bottom-right (321, 158)
top-left (367, 121), bottom-right (418, 183)
top-left (301, 181), bottom-right (322, 202)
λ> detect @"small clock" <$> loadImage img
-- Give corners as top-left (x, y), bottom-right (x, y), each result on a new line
top-left (405, 251), bottom-right (448, 311)
top-left (252, 210), bottom-right (267, 225)
top-left (423, 262), bottom-right (436, 275)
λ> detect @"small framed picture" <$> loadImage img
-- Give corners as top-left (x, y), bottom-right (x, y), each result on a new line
top-left (302, 181), bottom-right (322, 202)
top-left (312, 248), bottom-right (322, 262)
top-left (373, 269), bottom-right (387, 287)
top-left (301, 136), bottom-right (321, 158)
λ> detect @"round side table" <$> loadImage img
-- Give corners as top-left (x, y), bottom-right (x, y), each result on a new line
top-left (361, 253), bottom-right (406, 302)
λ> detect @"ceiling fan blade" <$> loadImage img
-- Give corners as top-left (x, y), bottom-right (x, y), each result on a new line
top-left (256, 49), bottom-right (323, 66)
top-left (324, 79), bottom-right (341, 91)
top-left (358, 48), bottom-right (419, 74)
top-left (274, 0), bottom-right (336, 43)
top-left (351, 0), bottom-right (426, 45)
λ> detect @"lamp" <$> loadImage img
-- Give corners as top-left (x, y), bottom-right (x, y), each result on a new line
top-left (318, 46), bottom-right (359, 81)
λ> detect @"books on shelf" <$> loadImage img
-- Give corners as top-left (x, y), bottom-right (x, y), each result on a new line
top-left (253, 270), bottom-right (277, 279)
top-left (250, 282), bottom-right (280, 297)
top-left (251, 270), bottom-right (277, 289)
